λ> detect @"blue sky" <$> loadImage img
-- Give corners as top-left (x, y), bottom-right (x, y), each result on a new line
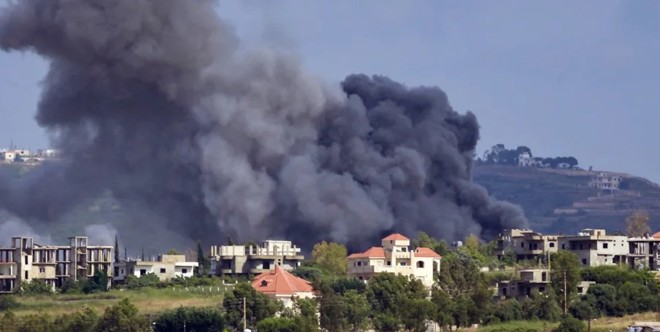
top-left (1, 1), bottom-right (660, 181)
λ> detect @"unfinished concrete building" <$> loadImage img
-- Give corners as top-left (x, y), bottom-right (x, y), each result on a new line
top-left (494, 229), bottom-right (558, 263)
top-left (0, 236), bottom-right (112, 293)
top-left (209, 240), bottom-right (304, 276)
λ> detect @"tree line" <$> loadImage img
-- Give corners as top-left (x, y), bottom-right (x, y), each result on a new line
top-left (479, 144), bottom-right (579, 169)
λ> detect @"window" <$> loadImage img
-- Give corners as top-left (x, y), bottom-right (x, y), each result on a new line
top-left (160, 268), bottom-right (166, 274)
top-left (261, 280), bottom-right (268, 287)
top-left (24, 256), bottom-right (28, 265)
top-left (263, 261), bottom-right (271, 270)
top-left (39, 267), bottom-right (45, 273)
top-left (387, 261), bottom-right (391, 266)
top-left (541, 272), bottom-right (547, 282)
top-left (25, 271), bottom-right (28, 279)
top-left (140, 269), bottom-right (146, 276)
top-left (603, 243), bottom-right (608, 249)
top-left (520, 242), bottom-right (524, 248)
top-left (357, 261), bottom-right (362, 266)
top-left (582, 259), bottom-right (587, 265)
top-left (549, 242), bottom-right (555, 248)
top-left (416, 261), bottom-right (424, 268)
top-left (182, 269), bottom-right (188, 274)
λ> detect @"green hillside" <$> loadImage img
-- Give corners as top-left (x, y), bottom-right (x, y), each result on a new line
top-left (474, 165), bottom-right (660, 235)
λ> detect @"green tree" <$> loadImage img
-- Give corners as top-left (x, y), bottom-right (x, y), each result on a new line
top-left (53, 307), bottom-right (98, 332)
top-left (431, 288), bottom-right (454, 329)
top-left (555, 315), bottom-right (586, 332)
top-left (585, 284), bottom-right (619, 317)
top-left (413, 232), bottom-right (449, 256)
top-left (83, 269), bottom-right (109, 294)
top-left (256, 317), bottom-right (299, 332)
top-left (196, 240), bottom-right (209, 276)
top-left (401, 298), bottom-right (435, 332)
top-left (366, 273), bottom-right (428, 332)
top-left (550, 251), bottom-right (582, 313)
top-left (312, 241), bottom-right (348, 276)
top-left (154, 307), bottom-right (224, 332)
top-left (343, 290), bottom-right (370, 332)
top-left (625, 211), bottom-right (651, 237)
top-left (95, 298), bottom-right (149, 332)
top-left (223, 283), bottom-right (281, 329)
top-left (114, 236), bottom-right (120, 263)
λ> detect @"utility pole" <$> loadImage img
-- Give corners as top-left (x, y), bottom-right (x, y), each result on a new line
top-left (243, 297), bottom-right (247, 331)
top-left (563, 270), bottom-right (567, 315)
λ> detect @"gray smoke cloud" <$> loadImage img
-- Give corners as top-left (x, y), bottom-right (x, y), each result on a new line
top-left (0, 0), bottom-right (526, 249)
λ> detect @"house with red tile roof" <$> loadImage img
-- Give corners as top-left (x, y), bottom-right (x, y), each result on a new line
top-left (251, 265), bottom-right (315, 308)
top-left (347, 233), bottom-right (441, 288)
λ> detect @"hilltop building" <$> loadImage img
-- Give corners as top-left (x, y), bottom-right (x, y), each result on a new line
top-left (589, 172), bottom-right (623, 191)
top-left (113, 254), bottom-right (198, 283)
top-left (346, 233), bottom-right (441, 288)
top-left (208, 240), bottom-right (304, 276)
top-left (0, 236), bottom-right (112, 293)
top-left (251, 266), bottom-right (315, 309)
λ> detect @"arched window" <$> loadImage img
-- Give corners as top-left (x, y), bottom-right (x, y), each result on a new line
top-left (416, 261), bottom-right (424, 268)
top-left (261, 280), bottom-right (268, 287)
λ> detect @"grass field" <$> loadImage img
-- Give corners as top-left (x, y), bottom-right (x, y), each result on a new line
top-left (476, 312), bottom-right (659, 332)
top-left (10, 287), bottom-right (224, 318)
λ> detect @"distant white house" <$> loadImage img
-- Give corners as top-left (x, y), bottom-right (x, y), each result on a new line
top-left (589, 172), bottom-right (623, 191)
top-left (0, 151), bottom-right (16, 162)
top-left (113, 254), bottom-right (198, 283)
top-left (518, 153), bottom-right (544, 167)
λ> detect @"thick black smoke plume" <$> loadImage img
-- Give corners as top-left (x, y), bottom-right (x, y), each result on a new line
top-left (0, 0), bottom-right (526, 249)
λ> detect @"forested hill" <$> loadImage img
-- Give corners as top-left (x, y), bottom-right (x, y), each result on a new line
top-left (473, 165), bottom-right (660, 236)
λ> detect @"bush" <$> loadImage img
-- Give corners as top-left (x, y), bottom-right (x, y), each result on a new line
top-left (255, 317), bottom-right (300, 332)
top-left (0, 296), bottom-right (20, 311)
top-left (124, 273), bottom-right (160, 289)
top-left (19, 280), bottom-right (52, 296)
top-left (555, 315), bottom-right (586, 332)
top-left (154, 307), bottom-right (224, 332)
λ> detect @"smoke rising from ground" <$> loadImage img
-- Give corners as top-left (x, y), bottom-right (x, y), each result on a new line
top-left (0, 0), bottom-right (526, 249)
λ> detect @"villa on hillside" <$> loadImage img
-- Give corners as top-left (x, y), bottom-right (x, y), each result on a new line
top-left (251, 265), bottom-right (315, 309)
top-left (346, 233), bottom-right (441, 288)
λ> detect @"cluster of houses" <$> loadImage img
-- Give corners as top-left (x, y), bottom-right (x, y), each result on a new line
top-left (493, 228), bottom-right (660, 300)
top-left (0, 148), bottom-right (60, 164)
top-left (11, 228), bottom-right (657, 306)
top-left (0, 233), bottom-right (442, 309)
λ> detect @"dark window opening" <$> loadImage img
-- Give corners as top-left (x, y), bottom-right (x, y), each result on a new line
top-left (160, 268), bottom-right (166, 274)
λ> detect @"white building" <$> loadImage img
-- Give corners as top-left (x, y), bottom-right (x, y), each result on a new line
top-left (36, 149), bottom-right (61, 158)
top-left (0, 151), bottom-right (16, 162)
top-left (347, 233), bottom-right (441, 289)
top-left (589, 172), bottom-right (623, 191)
top-left (113, 254), bottom-right (198, 283)
top-left (559, 229), bottom-right (628, 266)
top-left (209, 240), bottom-right (304, 276)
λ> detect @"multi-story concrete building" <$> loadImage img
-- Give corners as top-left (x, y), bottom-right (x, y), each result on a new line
top-left (627, 235), bottom-right (660, 270)
top-left (494, 229), bottom-right (558, 263)
top-left (589, 172), bottom-right (623, 191)
top-left (0, 236), bottom-right (112, 293)
top-left (346, 233), bottom-right (441, 288)
top-left (209, 240), bottom-right (304, 276)
top-left (497, 268), bottom-right (593, 300)
top-left (558, 229), bottom-right (628, 267)
top-left (113, 254), bottom-right (198, 283)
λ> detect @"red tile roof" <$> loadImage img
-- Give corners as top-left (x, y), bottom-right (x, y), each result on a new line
top-left (347, 246), bottom-right (386, 259)
top-left (252, 266), bottom-right (314, 296)
top-left (383, 233), bottom-right (409, 241)
top-left (415, 247), bottom-right (441, 258)
top-left (653, 232), bottom-right (660, 239)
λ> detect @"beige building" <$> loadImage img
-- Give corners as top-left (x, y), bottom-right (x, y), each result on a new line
top-left (559, 229), bottom-right (628, 267)
top-left (346, 233), bottom-right (441, 288)
top-left (494, 229), bottom-right (558, 263)
top-left (209, 240), bottom-right (304, 276)
top-left (589, 172), bottom-right (623, 191)
top-left (497, 268), bottom-right (593, 299)
top-left (113, 254), bottom-right (198, 282)
top-left (0, 236), bottom-right (112, 293)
